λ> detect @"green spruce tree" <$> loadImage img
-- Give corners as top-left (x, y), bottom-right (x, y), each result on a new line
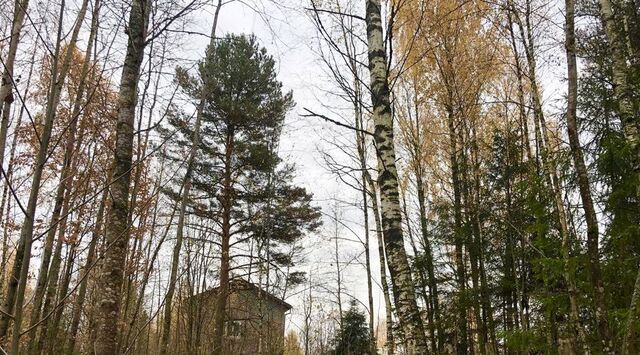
top-left (334, 300), bottom-right (373, 355)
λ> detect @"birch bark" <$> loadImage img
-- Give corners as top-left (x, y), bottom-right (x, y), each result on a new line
top-left (364, 2), bottom-right (428, 350)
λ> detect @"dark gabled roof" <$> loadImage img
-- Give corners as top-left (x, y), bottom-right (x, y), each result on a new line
top-left (230, 279), bottom-right (293, 311)
top-left (194, 279), bottom-right (292, 311)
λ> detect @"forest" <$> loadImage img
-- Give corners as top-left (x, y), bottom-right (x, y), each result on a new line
top-left (0, 0), bottom-right (638, 354)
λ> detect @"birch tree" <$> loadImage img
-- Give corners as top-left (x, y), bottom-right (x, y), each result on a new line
top-left (364, 0), bottom-right (428, 351)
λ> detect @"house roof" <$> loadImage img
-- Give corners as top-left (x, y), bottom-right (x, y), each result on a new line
top-left (196, 279), bottom-right (292, 311)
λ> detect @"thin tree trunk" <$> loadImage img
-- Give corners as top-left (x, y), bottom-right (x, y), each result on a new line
top-left (46, 233), bottom-right (79, 353)
top-left (36, 185), bottom-right (73, 353)
top-left (503, 120), bottom-right (519, 350)
top-left (514, 0), bottom-right (586, 350)
top-left (362, 185), bottom-right (377, 355)
top-left (121, 31), bottom-right (171, 352)
top-left (364, 0), bottom-right (428, 352)
top-left (0, 34), bottom-right (37, 298)
top-left (333, 207), bottom-right (344, 328)
top-left (406, 80), bottom-right (442, 352)
top-left (25, 131), bottom-right (75, 353)
top-left (0, 0), bottom-right (30, 173)
top-left (65, 189), bottom-right (107, 355)
top-left (61, 5), bottom-right (102, 352)
top-left (505, 5), bottom-right (533, 164)
top-left (467, 123), bottom-right (493, 355)
top-left (26, 8), bottom-right (90, 339)
top-left (563, 0), bottom-right (611, 349)
top-left (37, 48), bottom-right (93, 352)
top-left (537, 79), bottom-right (586, 355)
top-left (94, 0), bottom-right (149, 353)
top-left (159, 4), bottom-right (222, 353)
top-left (400, 189), bottom-right (434, 352)
top-left (122, 154), bottom-right (172, 352)
top-left (352, 54), bottom-right (377, 355)
top-left (506, 8), bottom-right (533, 342)
top-left (458, 121), bottom-right (482, 355)
top-left (367, 176), bottom-right (395, 355)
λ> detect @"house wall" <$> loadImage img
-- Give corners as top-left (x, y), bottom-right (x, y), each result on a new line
top-left (176, 285), bottom-right (288, 355)
top-left (224, 288), bottom-right (287, 355)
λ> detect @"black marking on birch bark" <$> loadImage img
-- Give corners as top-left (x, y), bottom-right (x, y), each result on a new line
top-left (368, 48), bottom-right (386, 61)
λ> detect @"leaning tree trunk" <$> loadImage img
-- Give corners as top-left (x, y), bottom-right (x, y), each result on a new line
top-left (0, 36), bottom-right (36, 299)
top-left (563, 0), bottom-right (611, 350)
top-left (363, 0), bottom-right (428, 352)
top-left (94, 0), bottom-right (149, 353)
top-left (0, 0), bottom-right (30, 174)
top-left (159, 4), bottom-right (223, 353)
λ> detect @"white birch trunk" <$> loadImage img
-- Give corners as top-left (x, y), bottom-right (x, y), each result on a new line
top-left (364, 1), bottom-right (428, 351)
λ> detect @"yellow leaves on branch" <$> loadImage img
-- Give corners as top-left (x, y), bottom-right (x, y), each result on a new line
top-left (393, 0), bottom-right (519, 194)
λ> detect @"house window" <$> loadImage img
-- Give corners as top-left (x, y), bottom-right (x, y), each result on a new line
top-left (225, 320), bottom-right (244, 338)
